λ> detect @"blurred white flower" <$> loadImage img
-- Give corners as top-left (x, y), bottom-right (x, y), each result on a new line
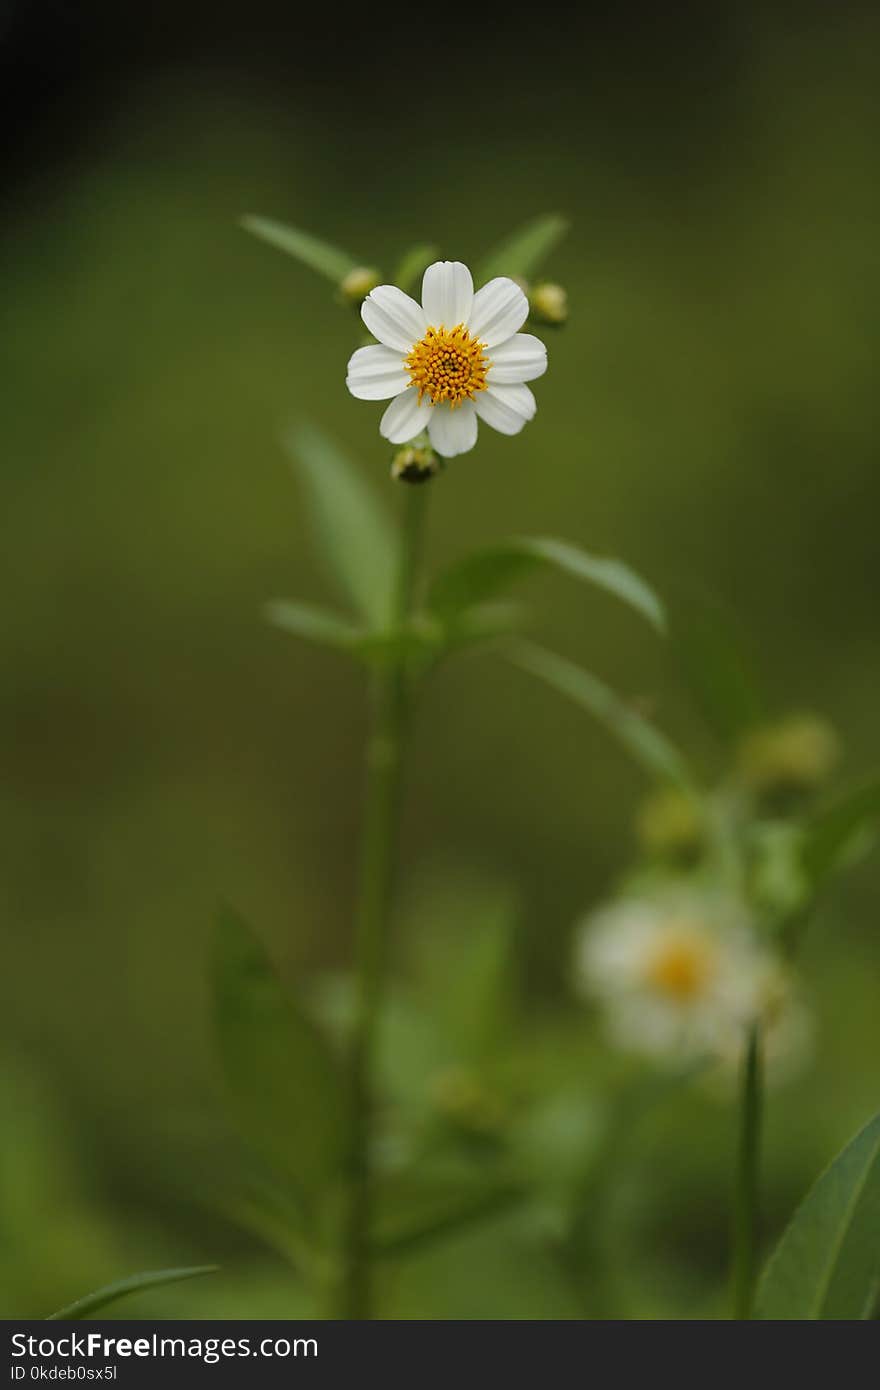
top-left (346, 260), bottom-right (547, 458)
top-left (573, 891), bottom-right (810, 1077)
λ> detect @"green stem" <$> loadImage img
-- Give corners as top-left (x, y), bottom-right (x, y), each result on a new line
top-left (340, 483), bottom-right (429, 1319)
top-left (731, 1022), bottom-right (763, 1319)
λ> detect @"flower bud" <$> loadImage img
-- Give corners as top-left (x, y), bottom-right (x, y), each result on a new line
top-left (429, 1065), bottom-right (505, 1134)
top-left (737, 715), bottom-right (840, 806)
top-left (529, 281), bottom-right (568, 326)
top-left (390, 442), bottom-right (440, 484)
top-left (338, 265), bottom-right (382, 306)
top-left (636, 786), bottom-right (705, 864)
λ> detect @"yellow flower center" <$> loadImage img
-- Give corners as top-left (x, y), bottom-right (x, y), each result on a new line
top-left (405, 323), bottom-right (490, 408)
top-left (644, 932), bottom-right (715, 1001)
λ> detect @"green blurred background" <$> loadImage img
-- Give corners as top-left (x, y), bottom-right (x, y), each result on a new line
top-left (1, 2), bottom-right (878, 1317)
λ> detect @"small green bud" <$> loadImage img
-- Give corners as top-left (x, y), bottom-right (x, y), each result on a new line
top-left (748, 823), bottom-right (810, 922)
top-left (636, 786), bottom-right (705, 863)
top-left (529, 281), bottom-right (568, 326)
top-left (390, 442), bottom-right (440, 484)
top-left (737, 715), bottom-right (840, 806)
top-left (338, 265), bottom-right (382, 306)
top-left (429, 1065), bottom-right (505, 1134)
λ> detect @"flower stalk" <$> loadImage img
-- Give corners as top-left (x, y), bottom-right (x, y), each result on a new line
top-left (731, 1021), bottom-right (763, 1319)
top-left (340, 482), bottom-right (429, 1319)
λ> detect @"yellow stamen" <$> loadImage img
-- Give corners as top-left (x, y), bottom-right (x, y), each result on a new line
top-left (644, 932), bottom-right (715, 1001)
top-left (405, 323), bottom-right (489, 408)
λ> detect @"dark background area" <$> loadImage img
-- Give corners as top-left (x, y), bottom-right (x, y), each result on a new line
top-left (1, 1), bottom-right (878, 1317)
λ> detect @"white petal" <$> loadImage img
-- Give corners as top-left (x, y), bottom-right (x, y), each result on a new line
top-left (474, 383), bottom-right (536, 436)
top-left (361, 285), bottom-right (426, 352)
top-left (421, 261), bottom-right (474, 328)
top-left (427, 401), bottom-right (478, 458)
top-left (468, 277), bottom-right (529, 346)
top-left (379, 387), bottom-right (432, 445)
top-left (346, 344), bottom-right (410, 400)
top-left (486, 332), bottom-right (547, 384)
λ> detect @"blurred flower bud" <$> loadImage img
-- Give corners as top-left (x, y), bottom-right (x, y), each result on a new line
top-left (737, 715), bottom-right (840, 806)
top-left (636, 786), bottom-right (705, 864)
top-left (390, 442), bottom-right (440, 484)
top-left (529, 281), bottom-right (568, 326)
top-left (429, 1065), bottom-right (505, 1134)
top-left (338, 265), bottom-right (382, 306)
top-left (747, 822), bottom-right (810, 923)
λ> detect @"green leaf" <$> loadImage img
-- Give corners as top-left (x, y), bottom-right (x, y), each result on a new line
top-left (218, 1176), bottom-right (316, 1272)
top-left (428, 536), bottom-right (665, 634)
top-left (46, 1266), bottom-right (217, 1320)
top-left (408, 870), bottom-right (521, 1061)
top-left (264, 596), bottom-right (525, 671)
top-left (672, 596), bottom-right (764, 743)
top-left (439, 601), bottom-right (527, 654)
top-left (240, 216), bottom-right (360, 283)
top-left (801, 778), bottom-right (880, 888)
top-left (332, 604), bottom-right (526, 671)
top-left (307, 972), bottom-right (452, 1109)
top-left (748, 822), bottom-right (812, 926)
top-left (394, 243), bottom-right (438, 295)
top-left (211, 911), bottom-right (346, 1207)
top-left (507, 640), bottom-right (692, 789)
top-left (282, 423), bottom-right (395, 626)
top-left (264, 603), bottom-right (446, 668)
top-left (264, 599), bottom-right (365, 652)
top-left (756, 1110), bottom-right (880, 1319)
top-left (372, 1173), bottom-right (523, 1258)
top-left (478, 214), bottom-right (569, 283)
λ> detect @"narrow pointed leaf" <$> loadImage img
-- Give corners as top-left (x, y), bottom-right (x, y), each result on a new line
top-left (241, 216), bottom-right (359, 282)
top-left (394, 243), bottom-right (438, 294)
top-left (440, 601), bottom-right (526, 653)
top-left (372, 1178), bottom-right (523, 1258)
top-left (427, 546), bottom-right (532, 618)
top-left (265, 599), bottom-right (364, 652)
top-left (47, 1266), bottom-right (217, 1320)
top-left (507, 640), bottom-right (692, 789)
top-left (672, 596), bottom-right (764, 742)
top-left (410, 872), bottom-right (521, 1061)
top-left (219, 1176), bottom-right (315, 1270)
top-left (756, 1110), bottom-right (880, 1319)
top-left (330, 605), bottom-right (524, 669)
top-left (265, 606), bottom-right (446, 667)
top-left (212, 911), bottom-right (345, 1204)
top-left (428, 536), bottom-right (665, 634)
top-left (478, 214), bottom-right (569, 283)
top-left (801, 778), bottom-right (880, 888)
top-left (283, 423), bottom-right (394, 625)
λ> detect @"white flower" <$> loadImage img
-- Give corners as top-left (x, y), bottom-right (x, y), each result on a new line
top-left (345, 260), bottom-right (548, 458)
top-left (573, 891), bottom-right (810, 1078)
